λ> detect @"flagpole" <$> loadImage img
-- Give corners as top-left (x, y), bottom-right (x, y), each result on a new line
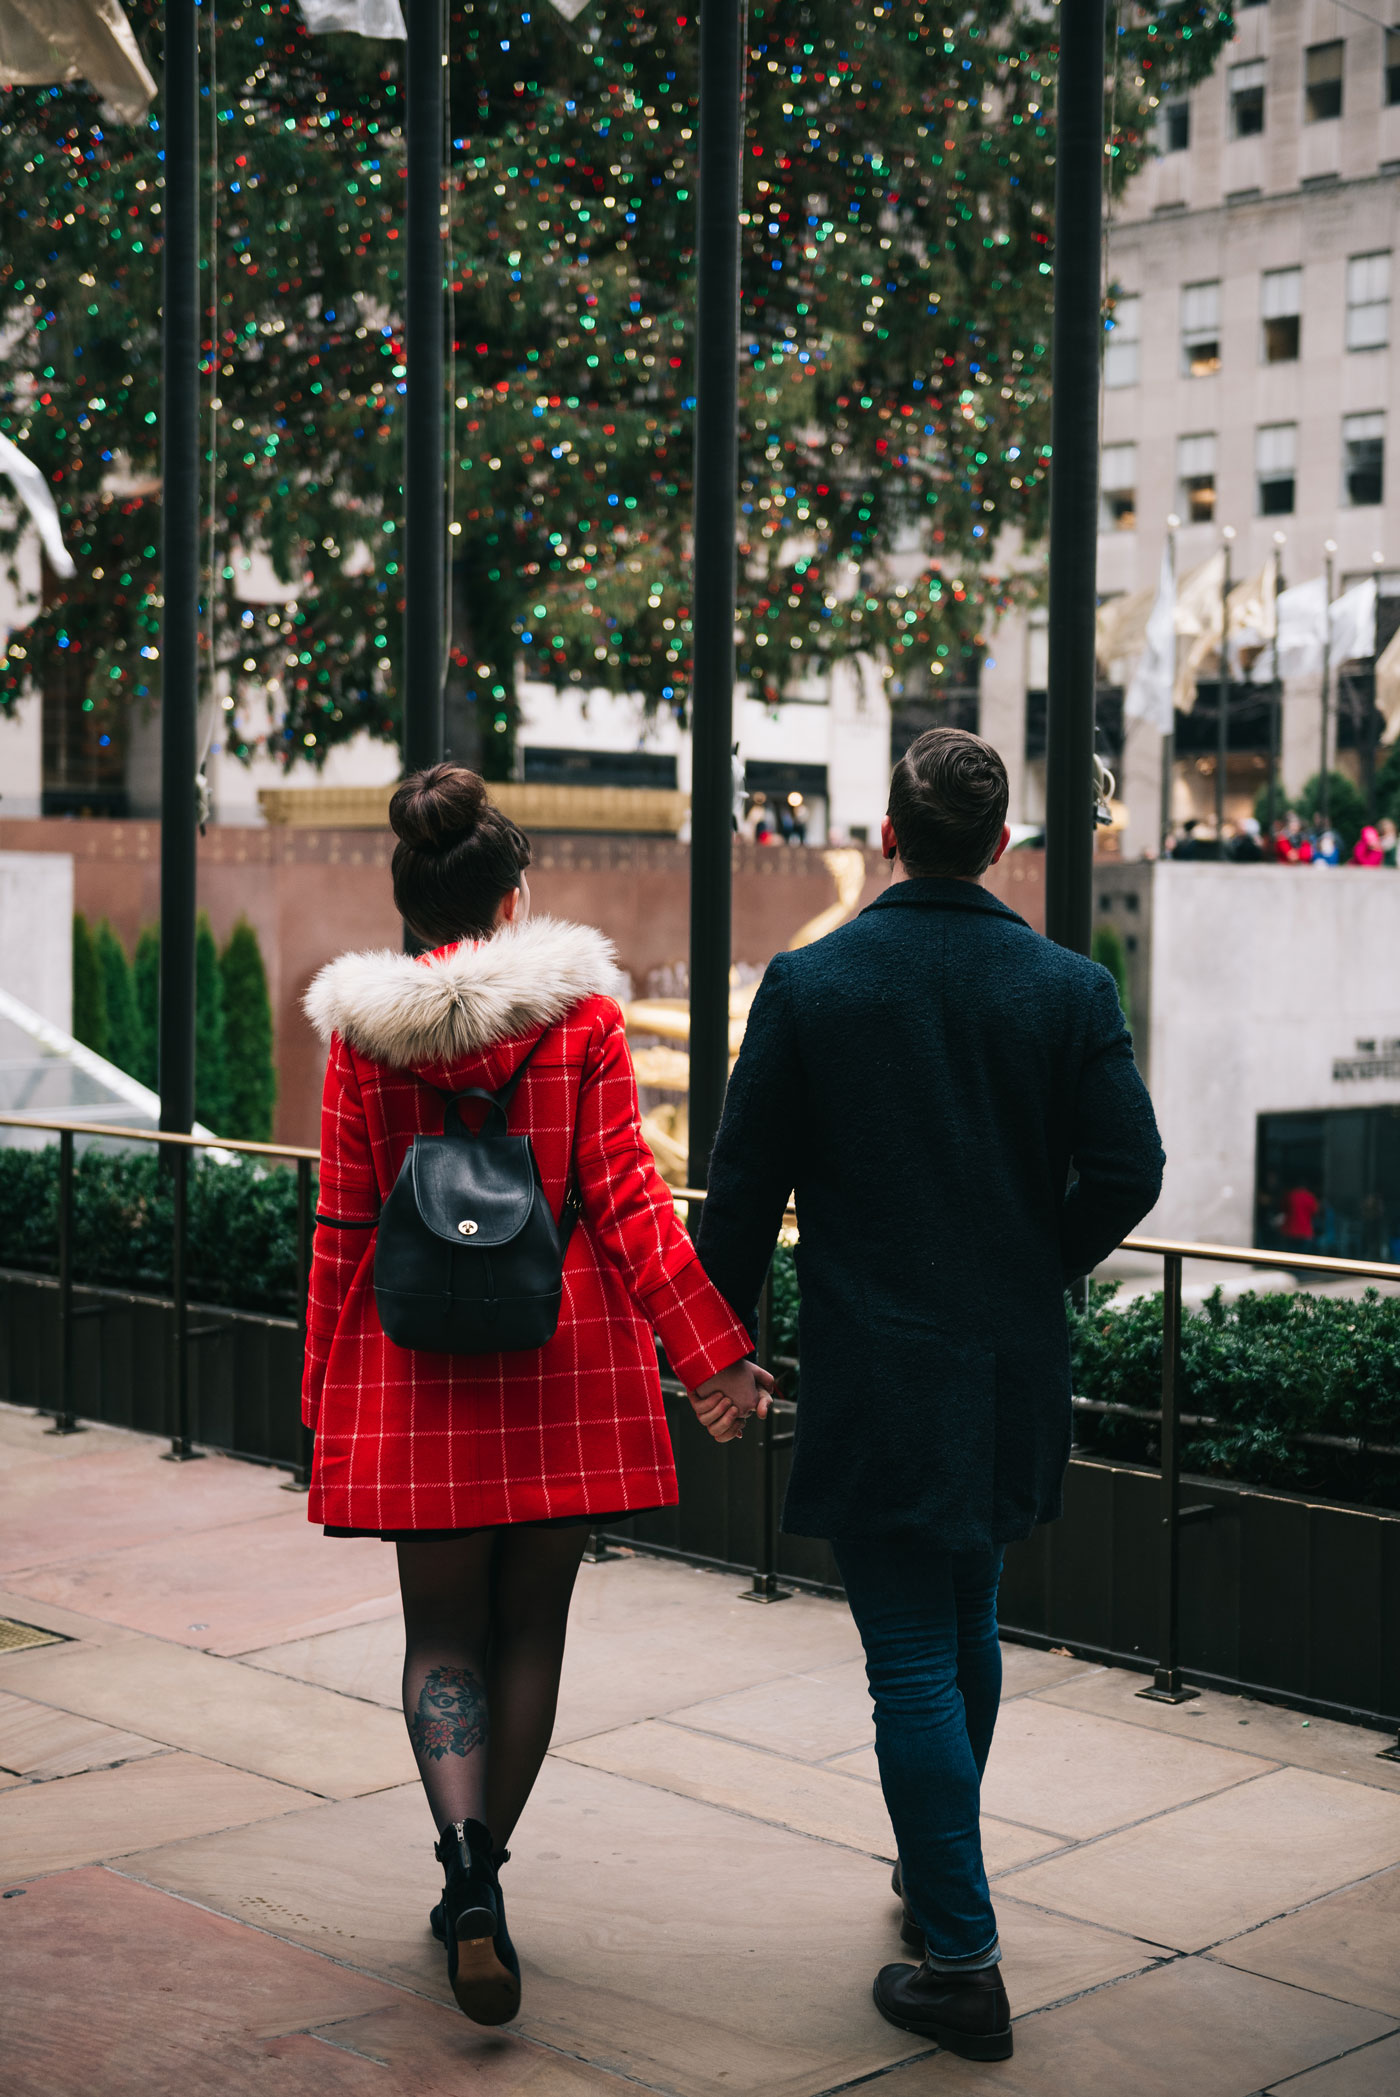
top-left (1319, 539), bottom-right (1336, 829)
top-left (1160, 517), bottom-right (1178, 855)
top-left (1266, 532), bottom-right (1284, 835)
top-left (1216, 524), bottom-right (1235, 849)
top-left (403, 0), bottom-right (445, 779)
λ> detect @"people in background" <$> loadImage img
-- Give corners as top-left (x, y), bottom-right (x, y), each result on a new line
top-left (1280, 1178), bottom-right (1321, 1261)
top-left (1380, 818), bottom-right (1399, 869)
top-left (1229, 817), bottom-right (1264, 863)
top-left (1352, 825), bottom-right (1384, 867)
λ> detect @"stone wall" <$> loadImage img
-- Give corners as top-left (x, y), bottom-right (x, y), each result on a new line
top-left (0, 817), bottom-right (1045, 1145)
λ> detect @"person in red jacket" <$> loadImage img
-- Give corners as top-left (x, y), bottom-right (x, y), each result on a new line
top-left (302, 763), bottom-right (764, 2028)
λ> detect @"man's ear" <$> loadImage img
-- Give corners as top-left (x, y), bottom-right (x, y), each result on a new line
top-left (988, 822), bottom-right (1011, 868)
top-left (880, 815), bottom-right (899, 864)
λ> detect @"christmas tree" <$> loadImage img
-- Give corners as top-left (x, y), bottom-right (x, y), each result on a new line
top-left (0, 3), bottom-right (1233, 776)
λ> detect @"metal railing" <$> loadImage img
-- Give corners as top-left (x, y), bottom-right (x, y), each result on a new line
top-left (675, 1189), bottom-right (1400, 1751)
top-left (3, 1131), bottom-right (1396, 1749)
top-left (0, 1113), bottom-right (316, 1485)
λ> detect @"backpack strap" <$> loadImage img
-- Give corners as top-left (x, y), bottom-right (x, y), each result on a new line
top-left (439, 1034), bottom-right (584, 1245)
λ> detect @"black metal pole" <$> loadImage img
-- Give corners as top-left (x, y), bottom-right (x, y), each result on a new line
top-left (687, 0), bottom-right (745, 1191)
top-left (403, 0), bottom-right (446, 777)
top-left (1043, 0), bottom-right (1106, 958)
top-left (1216, 531), bottom-right (1233, 846)
top-left (1138, 1252), bottom-right (1196, 1703)
top-left (47, 1128), bottom-right (81, 1435)
top-left (158, 0), bottom-right (200, 1136)
top-left (283, 1154), bottom-right (314, 1493)
top-left (165, 1144), bottom-right (195, 1461)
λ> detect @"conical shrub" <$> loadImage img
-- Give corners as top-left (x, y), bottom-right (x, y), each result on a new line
top-left (219, 918), bottom-right (277, 1141)
top-left (132, 924), bottom-right (160, 1091)
top-left (95, 921), bottom-right (141, 1079)
top-left (72, 914), bottom-right (108, 1057)
top-left (194, 912), bottom-right (229, 1134)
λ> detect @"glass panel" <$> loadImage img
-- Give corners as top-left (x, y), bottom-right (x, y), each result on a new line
top-left (1388, 29), bottom-right (1400, 106)
top-left (1342, 414), bottom-right (1385, 507)
top-left (1231, 61), bottom-right (1266, 137)
top-left (1346, 253), bottom-right (1390, 352)
top-left (1104, 296), bottom-right (1140, 389)
top-left (1261, 267), bottom-right (1301, 319)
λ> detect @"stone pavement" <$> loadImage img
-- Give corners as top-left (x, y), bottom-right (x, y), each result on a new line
top-left (2, 1403), bottom-right (1399, 2097)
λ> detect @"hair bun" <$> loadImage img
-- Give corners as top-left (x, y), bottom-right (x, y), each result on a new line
top-left (389, 763), bottom-right (488, 854)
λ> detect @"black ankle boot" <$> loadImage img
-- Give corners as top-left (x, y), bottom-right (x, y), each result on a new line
top-left (873, 1958), bottom-right (1013, 2061)
top-left (432, 1820), bottom-right (520, 2026)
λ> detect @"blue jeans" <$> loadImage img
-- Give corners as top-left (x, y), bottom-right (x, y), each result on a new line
top-left (832, 1533), bottom-right (1004, 1964)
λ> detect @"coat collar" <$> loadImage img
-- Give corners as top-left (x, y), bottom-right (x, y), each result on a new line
top-left (863, 877), bottom-right (1028, 929)
top-left (303, 915), bottom-right (625, 1068)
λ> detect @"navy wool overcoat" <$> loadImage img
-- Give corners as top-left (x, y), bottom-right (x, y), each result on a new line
top-left (696, 878), bottom-right (1165, 1552)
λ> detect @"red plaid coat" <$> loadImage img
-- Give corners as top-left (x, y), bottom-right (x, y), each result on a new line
top-left (301, 918), bottom-right (751, 1532)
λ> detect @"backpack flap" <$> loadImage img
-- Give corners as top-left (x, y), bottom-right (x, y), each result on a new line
top-left (410, 1133), bottom-right (539, 1247)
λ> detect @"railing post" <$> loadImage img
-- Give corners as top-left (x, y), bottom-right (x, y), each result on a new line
top-left (283, 1153), bottom-right (314, 1493)
top-left (46, 1128), bottom-right (83, 1436)
top-left (1138, 1252), bottom-right (1196, 1703)
top-left (163, 1144), bottom-right (202, 1462)
top-left (740, 1269), bottom-right (790, 1603)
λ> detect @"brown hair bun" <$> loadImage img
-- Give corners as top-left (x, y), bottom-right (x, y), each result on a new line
top-left (389, 763), bottom-right (531, 945)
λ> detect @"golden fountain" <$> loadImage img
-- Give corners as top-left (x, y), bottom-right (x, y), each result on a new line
top-left (624, 848), bottom-right (870, 1183)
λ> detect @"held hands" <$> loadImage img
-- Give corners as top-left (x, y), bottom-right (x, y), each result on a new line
top-left (689, 1358), bottom-right (776, 1444)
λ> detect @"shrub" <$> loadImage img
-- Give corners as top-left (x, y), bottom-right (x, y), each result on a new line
top-left (762, 1250), bottom-right (1400, 1509)
top-left (71, 914), bottom-right (107, 1057)
top-left (94, 922), bottom-right (142, 1080)
top-left (1090, 923), bottom-right (1130, 1029)
top-left (219, 919), bottom-right (277, 1142)
top-left (194, 913), bottom-right (229, 1134)
top-left (0, 1144), bottom-right (305, 1316)
top-left (133, 924), bottom-right (160, 1090)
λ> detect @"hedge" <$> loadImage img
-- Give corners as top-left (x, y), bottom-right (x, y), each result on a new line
top-left (0, 1145), bottom-right (305, 1316)
top-left (767, 1247), bottom-right (1400, 1510)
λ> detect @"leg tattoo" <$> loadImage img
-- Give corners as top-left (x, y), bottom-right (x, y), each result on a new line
top-left (410, 1665), bottom-right (489, 1763)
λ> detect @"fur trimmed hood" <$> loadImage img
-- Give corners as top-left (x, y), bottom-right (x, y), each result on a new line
top-left (303, 916), bottom-right (626, 1068)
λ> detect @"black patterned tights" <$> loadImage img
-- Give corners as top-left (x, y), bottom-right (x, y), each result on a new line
top-left (396, 1525), bottom-right (590, 1843)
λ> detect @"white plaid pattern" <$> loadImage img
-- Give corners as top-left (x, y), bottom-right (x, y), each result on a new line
top-left (303, 991), bottom-right (752, 1530)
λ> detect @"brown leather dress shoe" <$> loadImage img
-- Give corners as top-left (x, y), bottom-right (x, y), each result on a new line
top-left (873, 1959), bottom-right (1013, 2061)
top-left (889, 1860), bottom-right (923, 1949)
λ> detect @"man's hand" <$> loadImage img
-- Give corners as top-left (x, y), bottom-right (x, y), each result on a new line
top-left (689, 1359), bottom-right (775, 1444)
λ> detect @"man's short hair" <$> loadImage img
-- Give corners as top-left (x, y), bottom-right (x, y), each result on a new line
top-left (887, 727), bottom-right (1010, 878)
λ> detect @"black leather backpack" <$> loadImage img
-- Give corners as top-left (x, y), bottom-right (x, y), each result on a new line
top-left (374, 1041), bottom-right (579, 1355)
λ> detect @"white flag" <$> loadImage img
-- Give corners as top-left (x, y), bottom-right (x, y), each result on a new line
top-left (1376, 623), bottom-right (1400, 748)
top-left (1256, 575), bottom-right (1328, 684)
top-left (0, 0), bottom-right (157, 124)
top-left (0, 432), bottom-right (76, 579)
top-left (297, 0), bottom-right (405, 36)
top-left (1124, 542), bottom-right (1176, 735)
top-left (1330, 576), bottom-right (1377, 667)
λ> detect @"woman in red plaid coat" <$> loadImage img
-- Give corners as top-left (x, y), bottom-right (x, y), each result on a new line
top-left (302, 764), bottom-right (764, 2027)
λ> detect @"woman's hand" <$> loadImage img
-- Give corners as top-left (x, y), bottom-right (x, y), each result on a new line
top-left (689, 1361), bottom-right (776, 1443)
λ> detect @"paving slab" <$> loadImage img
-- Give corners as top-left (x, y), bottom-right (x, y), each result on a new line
top-left (558, 1718), bottom-right (1064, 1873)
top-left (242, 1612), bottom-right (405, 1708)
top-left (123, 1758), bottom-right (920, 2097)
top-left (0, 1583), bottom-right (140, 1649)
top-left (0, 1629), bottom-right (416, 1797)
top-left (1037, 1665), bottom-right (1400, 1796)
top-left (0, 1688), bottom-right (165, 1780)
top-left (667, 1658), bottom-right (875, 1762)
top-left (0, 1413), bottom-right (293, 1579)
top-left (979, 1697), bottom-right (1277, 1839)
top-left (1, 1866), bottom-right (625, 2097)
top-left (8, 1508), bottom-right (400, 1656)
top-left (1006, 1767), bottom-right (1400, 1952)
top-left (1264, 2034), bottom-right (1400, 2097)
top-left (1213, 1864), bottom-right (1400, 2017)
top-left (996, 1642), bottom-right (1100, 1699)
top-left (869, 1955), bottom-right (1395, 2097)
top-left (0, 1752), bottom-right (311, 1880)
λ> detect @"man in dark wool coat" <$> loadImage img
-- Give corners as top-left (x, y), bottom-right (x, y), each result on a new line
top-left (695, 727), bottom-right (1164, 2063)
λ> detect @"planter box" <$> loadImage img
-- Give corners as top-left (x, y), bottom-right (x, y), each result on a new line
top-left (0, 1269), bottom-right (303, 1470)
top-left (4, 1269), bottom-right (1395, 1727)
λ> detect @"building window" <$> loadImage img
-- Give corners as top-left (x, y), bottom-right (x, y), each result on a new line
top-left (1104, 294), bottom-right (1140, 388)
top-left (1230, 60), bottom-right (1266, 138)
top-left (1177, 432), bottom-right (1217, 523)
top-left (1181, 281), bottom-right (1221, 376)
top-left (1160, 99), bottom-right (1190, 153)
top-left (1304, 42), bottom-right (1344, 123)
top-left (1388, 28), bottom-right (1400, 106)
top-left (1260, 267), bottom-right (1301, 363)
top-left (1346, 253), bottom-right (1391, 352)
top-left (1342, 414), bottom-right (1384, 507)
top-left (1100, 444), bottom-right (1137, 532)
top-left (1256, 423), bottom-right (1296, 516)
